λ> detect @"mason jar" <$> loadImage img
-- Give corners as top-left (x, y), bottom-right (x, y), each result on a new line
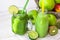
top-left (12, 10), bottom-right (28, 35)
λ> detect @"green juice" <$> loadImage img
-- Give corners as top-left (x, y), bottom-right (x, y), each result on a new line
top-left (11, 0), bottom-right (29, 35)
top-left (12, 11), bottom-right (28, 35)
top-left (35, 12), bottom-right (49, 37)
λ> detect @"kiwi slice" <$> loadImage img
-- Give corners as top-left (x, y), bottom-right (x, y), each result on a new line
top-left (49, 26), bottom-right (58, 36)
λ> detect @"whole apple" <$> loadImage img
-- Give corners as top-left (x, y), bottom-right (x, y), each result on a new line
top-left (54, 4), bottom-right (60, 12)
top-left (28, 10), bottom-right (38, 24)
top-left (47, 14), bottom-right (57, 26)
top-left (39, 0), bottom-right (55, 10)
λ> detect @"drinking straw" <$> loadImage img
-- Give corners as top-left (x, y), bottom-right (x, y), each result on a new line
top-left (21, 0), bottom-right (29, 14)
top-left (42, 0), bottom-right (44, 14)
top-left (23, 0), bottom-right (29, 10)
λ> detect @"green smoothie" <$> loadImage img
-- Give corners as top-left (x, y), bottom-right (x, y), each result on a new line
top-left (35, 12), bottom-right (49, 37)
top-left (12, 10), bottom-right (28, 35)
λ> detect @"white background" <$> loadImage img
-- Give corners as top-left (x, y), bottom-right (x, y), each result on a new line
top-left (0, 0), bottom-right (60, 40)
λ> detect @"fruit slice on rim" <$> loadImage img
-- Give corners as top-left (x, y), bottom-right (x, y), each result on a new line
top-left (28, 31), bottom-right (38, 39)
top-left (8, 5), bottom-right (18, 14)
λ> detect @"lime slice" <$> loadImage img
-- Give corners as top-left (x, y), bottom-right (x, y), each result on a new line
top-left (8, 5), bottom-right (18, 14)
top-left (28, 31), bottom-right (38, 39)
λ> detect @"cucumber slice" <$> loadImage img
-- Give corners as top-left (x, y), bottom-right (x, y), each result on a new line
top-left (8, 5), bottom-right (18, 14)
top-left (28, 31), bottom-right (38, 39)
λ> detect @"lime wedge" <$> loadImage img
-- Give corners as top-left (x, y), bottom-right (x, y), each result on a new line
top-left (28, 31), bottom-right (38, 39)
top-left (8, 5), bottom-right (18, 14)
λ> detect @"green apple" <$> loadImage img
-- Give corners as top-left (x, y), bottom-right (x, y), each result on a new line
top-left (55, 0), bottom-right (60, 3)
top-left (47, 14), bottom-right (57, 26)
top-left (39, 0), bottom-right (55, 10)
top-left (28, 10), bottom-right (38, 24)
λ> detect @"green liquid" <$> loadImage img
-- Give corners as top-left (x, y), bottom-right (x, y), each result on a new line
top-left (12, 12), bottom-right (28, 35)
top-left (35, 13), bottom-right (49, 37)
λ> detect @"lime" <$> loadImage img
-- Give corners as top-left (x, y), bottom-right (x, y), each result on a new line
top-left (28, 31), bottom-right (38, 39)
top-left (8, 5), bottom-right (18, 14)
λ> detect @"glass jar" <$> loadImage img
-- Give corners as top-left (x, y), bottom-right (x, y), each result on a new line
top-left (35, 9), bottom-right (49, 37)
top-left (12, 10), bottom-right (28, 35)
